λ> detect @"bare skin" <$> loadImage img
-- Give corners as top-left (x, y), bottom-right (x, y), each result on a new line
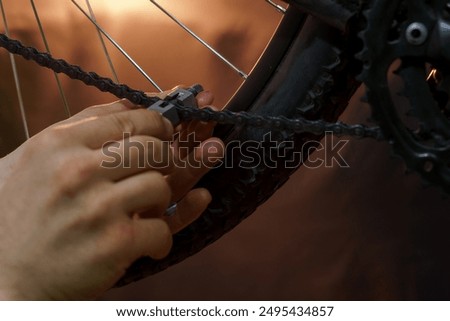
top-left (0, 90), bottom-right (224, 300)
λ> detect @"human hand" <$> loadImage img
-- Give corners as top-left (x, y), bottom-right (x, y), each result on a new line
top-left (0, 91), bottom-right (223, 300)
top-left (163, 88), bottom-right (224, 232)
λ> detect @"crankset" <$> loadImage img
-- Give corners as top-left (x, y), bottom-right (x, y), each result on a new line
top-left (358, 0), bottom-right (450, 193)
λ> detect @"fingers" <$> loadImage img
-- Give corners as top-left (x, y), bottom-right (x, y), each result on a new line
top-left (121, 188), bottom-right (211, 261)
top-left (131, 218), bottom-right (173, 260)
top-left (112, 170), bottom-right (172, 216)
top-left (55, 100), bottom-right (135, 129)
top-left (98, 135), bottom-right (174, 181)
top-left (115, 187), bottom-right (210, 263)
top-left (186, 105), bottom-right (218, 141)
top-left (148, 85), bottom-right (211, 105)
top-left (60, 108), bottom-right (174, 149)
top-left (167, 137), bottom-right (224, 202)
top-left (165, 188), bottom-right (212, 234)
top-left (196, 90), bottom-right (214, 107)
top-left (108, 185), bottom-right (211, 261)
top-left (149, 85), bottom-right (184, 101)
top-left (77, 100), bottom-right (136, 117)
top-left (173, 109), bottom-right (218, 160)
top-left (172, 91), bottom-right (218, 160)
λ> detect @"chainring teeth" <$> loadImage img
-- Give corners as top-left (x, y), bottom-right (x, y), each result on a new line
top-left (356, 0), bottom-right (450, 193)
top-left (355, 7), bottom-right (379, 81)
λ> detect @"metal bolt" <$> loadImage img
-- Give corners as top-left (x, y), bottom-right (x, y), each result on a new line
top-left (406, 22), bottom-right (429, 45)
top-left (188, 83), bottom-right (204, 96)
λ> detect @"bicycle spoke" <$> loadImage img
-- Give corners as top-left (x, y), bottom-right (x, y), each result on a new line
top-left (148, 0), bottom-right (248, 80)
top-left (265, 0), bottom-right (287, 13)
top-left (0, 0), bottom-right (30, 139)
top-left (30, 0), bottom-right (71, 118)
top-left (85, 0), bottom-right (119, 84)
top-left (71, 0), bottom-right (163, 92)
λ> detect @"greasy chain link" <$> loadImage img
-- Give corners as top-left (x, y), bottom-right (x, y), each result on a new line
top-left (0, 33), bottom-right (383, 140)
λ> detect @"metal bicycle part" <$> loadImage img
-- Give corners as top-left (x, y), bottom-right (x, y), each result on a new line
top-left (358, 0), bottom-right (450, 193)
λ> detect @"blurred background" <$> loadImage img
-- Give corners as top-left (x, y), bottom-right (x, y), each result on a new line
top-left (1, 0), bottom-right (450, 300)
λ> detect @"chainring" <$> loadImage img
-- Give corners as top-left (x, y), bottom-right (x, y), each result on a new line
top-left (358, 0), bottom-right (450, 193)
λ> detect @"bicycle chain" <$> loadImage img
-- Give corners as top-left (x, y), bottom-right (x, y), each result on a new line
top-left (0, 33), bottom-right (383, 140)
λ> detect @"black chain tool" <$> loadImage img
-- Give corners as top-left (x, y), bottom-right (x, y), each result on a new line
top-left (0, 33), bottom-right (383, 140)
